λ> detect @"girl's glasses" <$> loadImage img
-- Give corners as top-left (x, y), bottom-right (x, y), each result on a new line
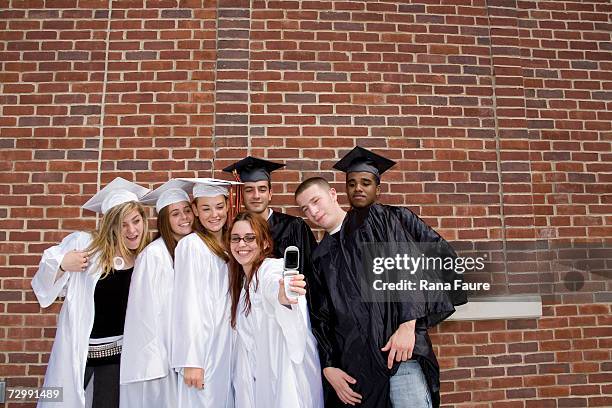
top-left (230, 234), bottom-right (256, 244)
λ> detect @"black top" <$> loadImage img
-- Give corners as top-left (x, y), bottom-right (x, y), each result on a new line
top-left (90, 267), bottom-right (133, 339)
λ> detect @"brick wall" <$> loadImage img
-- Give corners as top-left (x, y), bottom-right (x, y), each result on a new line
top-left (431, 303), bottom-right (611, 407)
top-left (0, 0), bottom-right (610, 406)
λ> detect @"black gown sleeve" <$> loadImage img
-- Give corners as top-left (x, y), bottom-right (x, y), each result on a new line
top-left (268, 211), bottom-right (317, 271)
top-left (309, 242), bottom-right (341, 368)
top-left (292, 219), bottom-right (342, 366)
top-left (392, 206), bottom-right (468, 326)
top-left (294, 217), bottom-right (317, 280)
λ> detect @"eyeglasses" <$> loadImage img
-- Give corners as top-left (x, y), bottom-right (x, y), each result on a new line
top-left (230, 234), bottom-right (257, 244)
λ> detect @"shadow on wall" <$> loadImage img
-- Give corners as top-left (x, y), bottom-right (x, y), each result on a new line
top-left (452, 240), bottom-right (611, 303)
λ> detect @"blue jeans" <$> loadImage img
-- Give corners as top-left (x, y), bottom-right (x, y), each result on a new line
top-left (389, 360), bottom-right (432, 408)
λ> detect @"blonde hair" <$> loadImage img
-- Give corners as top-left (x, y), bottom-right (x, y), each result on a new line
top-left (86, 201), bottom-right (150, 278)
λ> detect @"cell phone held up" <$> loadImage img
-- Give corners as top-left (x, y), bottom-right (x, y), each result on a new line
top-left (283, 246), bottom-right (300, 300)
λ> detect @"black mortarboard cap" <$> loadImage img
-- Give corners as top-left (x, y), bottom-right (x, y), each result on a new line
top-left (222, 156), bottom-right (285, 182)
top-left (332, 146), bottom-right (396, 182)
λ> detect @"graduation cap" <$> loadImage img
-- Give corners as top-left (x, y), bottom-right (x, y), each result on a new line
top-left (82, 177), bottom-right (150, 215)
top-left (332, 146), bottom-right (396, 182)
top-left (179, 178), bottom-right (242, 199)
top-left (181, 177), bottom-right (244, 220)
top-left (141, 179), bottom-right (193, 213)
top-left (222, 156), bottom-right (285, 182)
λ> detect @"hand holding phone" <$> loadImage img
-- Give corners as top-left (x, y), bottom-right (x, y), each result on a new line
top-left (278, 274), bottom-right (306, 305)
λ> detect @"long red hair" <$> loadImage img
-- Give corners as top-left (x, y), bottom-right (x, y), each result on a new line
top-left (226, 211), bottom-right (274, 328)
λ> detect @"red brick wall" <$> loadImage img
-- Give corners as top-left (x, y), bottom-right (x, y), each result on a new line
top-left (431, 303), bottom-right (611, 407)
top-left (1, 0), bottom-right (610, 406)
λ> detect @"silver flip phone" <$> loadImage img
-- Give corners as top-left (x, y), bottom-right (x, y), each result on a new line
top-left (283, 246), bottom-right (300, 300)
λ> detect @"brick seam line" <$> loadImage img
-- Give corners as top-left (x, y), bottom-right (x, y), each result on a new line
top-left (485, 0), bottom-right (510, 279)
top-left (94, 2), bottom-right (114, 227)
top-left (212, 1), bottom-right (219, 177)
top-left (247, 0), bottom-right (252, 156)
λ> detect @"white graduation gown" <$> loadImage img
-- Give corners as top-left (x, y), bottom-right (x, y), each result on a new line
top-left (233, 258), bottom-right (324, 408)
top-left (31, 231), bottom-right (99, 408)
top-left (120, 237), bottom-right (178, 408)
top-left (171, 233), bottom-right (233, 408)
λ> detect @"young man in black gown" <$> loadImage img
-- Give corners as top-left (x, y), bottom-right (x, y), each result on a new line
top-left (295, 147), bottom-right (467, 408)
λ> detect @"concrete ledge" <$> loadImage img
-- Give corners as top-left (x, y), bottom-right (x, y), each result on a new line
top-left (447, 295), bottom-right (542, 321)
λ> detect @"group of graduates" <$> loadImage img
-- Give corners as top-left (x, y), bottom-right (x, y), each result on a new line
top-left (32, 146), bottom-right (466, 408)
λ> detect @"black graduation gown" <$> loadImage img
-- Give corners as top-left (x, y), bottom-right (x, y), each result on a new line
top-left (309, 204), bottom-right (467, 408)
top-left (267, 209), bottom-right (318, 280)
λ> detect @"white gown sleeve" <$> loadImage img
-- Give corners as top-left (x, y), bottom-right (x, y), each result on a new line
top-left (31, 231), bottom-right (86, 308)
top-left (121, 244), bottom-right (167, 383)
top-left (260, 259), bottom-right (307, 364)
top-left (171, 236), bottom-right (215, 370)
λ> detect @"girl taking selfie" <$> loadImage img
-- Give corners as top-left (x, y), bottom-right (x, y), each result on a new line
top-left (227, 211), bottom-right (323, 408)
